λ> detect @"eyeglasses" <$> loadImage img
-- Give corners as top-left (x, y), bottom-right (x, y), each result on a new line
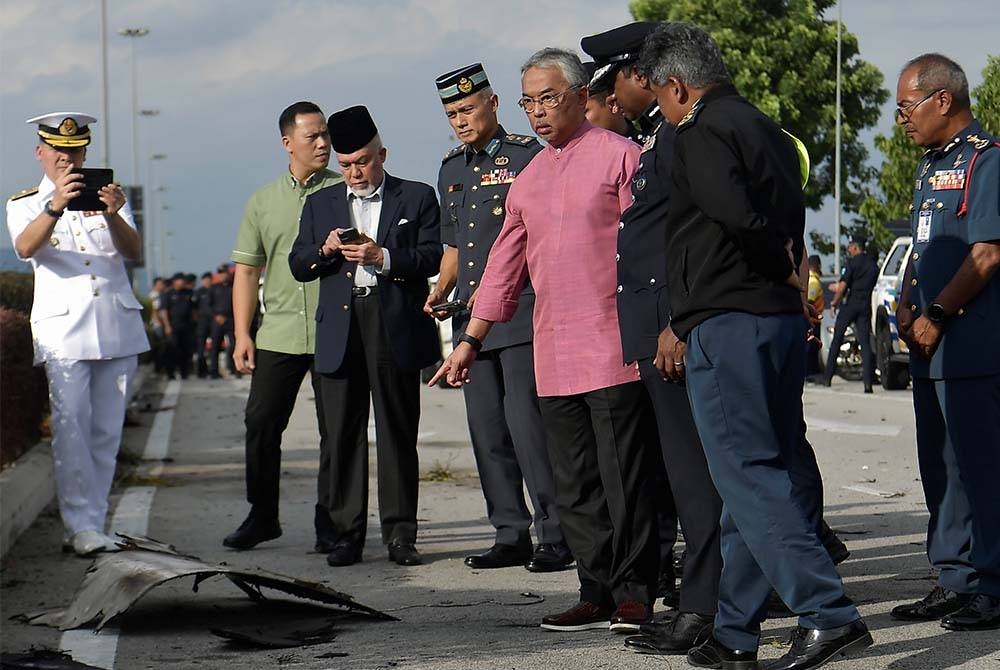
top-left (894, 89), bottom-right (944, 122)
top-left (517, 87), bottom-right (581, 113)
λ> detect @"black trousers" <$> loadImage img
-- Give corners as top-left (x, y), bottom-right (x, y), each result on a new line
top-left (538, 381), bottom-right (659, 607)
top-left (464, 343), bottom-right (563, 546)
top-left (317, 293), bottom-right (420, 546)
top-left (243, 349), bottom-right (326, 525)
top-left (195, 318), bottom-right (212, 376)
top-left (639, 358), bottom-right (723, 616)
top-left (165, 324), bottom-right (195, 378)
top-left (210, 317), bottom-right (237, 375)
top-left (824, 300), bottom-right (873, 386)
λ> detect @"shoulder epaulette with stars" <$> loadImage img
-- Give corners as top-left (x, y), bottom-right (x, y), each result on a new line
top-left (8, 187), bottom-right (38, 202)
top-left (504, 133), bottom-right (537, 146)
top-left (967, 134), bottom-right (998, 152)
top-left (442, 144), bottom-right (465, 163)
top-left (675, 99), bottom-right (705, 133)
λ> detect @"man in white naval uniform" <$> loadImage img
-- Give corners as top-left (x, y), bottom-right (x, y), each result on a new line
top-left (5, 112), bottom-right (149, 556)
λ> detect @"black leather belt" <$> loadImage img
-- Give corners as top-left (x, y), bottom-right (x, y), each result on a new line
top-left (351, 286), bottom-right (378, 297)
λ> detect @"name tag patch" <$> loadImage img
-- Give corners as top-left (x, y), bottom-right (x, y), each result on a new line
top-left (930, 169), bottom-right (966, 191)
top-left (917, 209), bottom-right (932, 243)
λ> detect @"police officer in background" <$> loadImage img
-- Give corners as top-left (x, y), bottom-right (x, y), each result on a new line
top-left (194, 271), bottom-right (214, 378)
top-left (159, 271), bottom-right (197, 379)
top-left (209, 263), bottom-right (238, 378)
top-left (891, 52), bottom-right (1000, 631)
top-left (425, 63), bottom-right (570, 572)
top-left (821, 235), bottom-right (877, 392)
top-left (5, 112), bottom-right (148, 556)
top-left (583, 23), bottom-right (724, 653)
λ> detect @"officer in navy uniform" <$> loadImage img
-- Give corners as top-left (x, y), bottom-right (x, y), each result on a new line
top-left (822, 235), bottom-right (878, 392)
top-left (425, 63), bottom-right (571, 572)
top-left (583, 23), bottom-right (724, 654)
top-left (582, 23), bottom-right (662, 144)
top-left (889, 53), bottom-right (1000, 631)
top-left (194, 271), bottom-right (213, 378)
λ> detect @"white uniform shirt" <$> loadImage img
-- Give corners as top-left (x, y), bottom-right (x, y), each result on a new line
top-left (347, 180), bottom-right (390, 288)
top-left (5, 175), bottom-right (150, 364)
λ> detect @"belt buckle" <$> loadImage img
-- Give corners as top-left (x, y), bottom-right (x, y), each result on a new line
top-left (354, 286), bottom-right (371, 297)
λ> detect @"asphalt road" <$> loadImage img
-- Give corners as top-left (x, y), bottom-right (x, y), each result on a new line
top-left (1, 370), bottom-right (998, 669)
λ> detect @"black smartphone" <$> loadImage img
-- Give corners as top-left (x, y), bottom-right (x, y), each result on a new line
top-left (67, 168), bottom-right (114, 211)
top-left (337, 228), bottom-right (361, 244)
top-left (430, 299), bottom-right (467, 317)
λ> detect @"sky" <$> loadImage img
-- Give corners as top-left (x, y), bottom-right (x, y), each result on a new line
top-left (1, 1), bottom-right (995, 287)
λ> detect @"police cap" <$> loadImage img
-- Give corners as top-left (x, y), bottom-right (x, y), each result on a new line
top-left (436, 63), bottom-right (491, 104)
top-left (581, 22), bottom-right (660, 71)
top-left (26, 112), bottom-right (96, 148)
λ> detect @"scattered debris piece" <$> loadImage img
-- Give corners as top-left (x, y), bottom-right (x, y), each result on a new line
top-left (0, 650), bottom-right (104, 670)
top-left (21, 534), bottom-right (396, 631)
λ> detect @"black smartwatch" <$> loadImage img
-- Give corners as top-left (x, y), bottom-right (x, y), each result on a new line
top-left (458, 332), bottom-right (483, 352)
top-left (926, 303), bottom-right (947, 323)
top-left (44, 200), bottom-right (64, 219)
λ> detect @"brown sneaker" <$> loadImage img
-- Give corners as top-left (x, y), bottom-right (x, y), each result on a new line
top-left (541, 601), bottom-right (614, 631)
top-left (610, 600), bottom-right (653, 633)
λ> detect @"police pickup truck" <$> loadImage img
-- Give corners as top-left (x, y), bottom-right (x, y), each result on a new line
top-left (870, 236), bottom-right (913, 390)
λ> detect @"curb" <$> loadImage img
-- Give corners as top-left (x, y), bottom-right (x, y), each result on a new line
top-left (0, 363), bottom-right (152, 561)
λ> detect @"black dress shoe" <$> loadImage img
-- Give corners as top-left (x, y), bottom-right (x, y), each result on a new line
top-left (624, 612), bottom-right (713, 654)
top-left (890, 585), bottom-right (972, 621)
top-left (525, 543), bottom-right (574, 572)
top-left (465, 542), bottom-right (531, 569)
top-left (863, 384), bottom-right (873, 394)
top-left (222, 514), bottom-right (281, 550)
top-left (388, 540), bottom-right (422, 566)
top-left (326, 539), bottom-right (363, 567)
top-left (314, 504), bottom-right (337, 553)
top-left (941, 593), bottom-right (1000, 631)
top-left (687, 634), bottom-right (759, 669)
top-left (763, 619), bottom-right (872, 670)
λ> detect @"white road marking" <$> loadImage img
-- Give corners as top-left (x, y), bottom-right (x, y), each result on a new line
top-left (805, 416), bottom-right (901, 437)
top-left (59, 379), bottom-right (179, 669)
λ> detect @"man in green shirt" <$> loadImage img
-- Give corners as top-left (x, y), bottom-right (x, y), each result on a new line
top-left (223, 101), bottom-right (343, 551)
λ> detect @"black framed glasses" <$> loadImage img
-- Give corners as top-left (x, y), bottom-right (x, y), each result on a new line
top-left (517, 87), bottom-right (581, 113)
top-left (894, 89), bottom-right (944, 122)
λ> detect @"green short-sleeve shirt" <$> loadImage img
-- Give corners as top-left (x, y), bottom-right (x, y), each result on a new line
top-left (231, 168), bottom-right (343, 354)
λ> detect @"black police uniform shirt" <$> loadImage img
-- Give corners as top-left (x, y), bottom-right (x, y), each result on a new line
top-left (438, 127), bottom-right (541, 351)
top-left (616, 106), bottom-right (673, 363)
top-left (664, 84), bottom-right (805, 340)
top-left (164, 287), bottom-right (196, 329)
top-left (840, 252), bottom-right (877, 304)
top-left (194, 285), bottom-right (213, 326)
top-left (908, 120), bottom-right (1000, 380)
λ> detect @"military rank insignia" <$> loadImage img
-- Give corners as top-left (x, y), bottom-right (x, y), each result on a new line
top-left (481, 168), bottom-right (517, 187)
top-left (494, 155), bottom-right (509, 166)
top-left (967, 134), bottom-right (991, 150)
top-left (930, 169), bottom-right (966, 190)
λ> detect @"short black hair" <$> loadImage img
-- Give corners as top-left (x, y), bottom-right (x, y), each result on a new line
top-left (201, 272), bottom-right (213, 279)
top-left (808, 254), bottom-right (821, 271)
top-left (279, 101), bottom-right (324, 136)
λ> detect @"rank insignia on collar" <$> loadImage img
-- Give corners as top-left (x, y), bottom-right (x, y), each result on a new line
top-left (953, 151), bottom-right (967, 168)
top-left (641, 134), bottom-right (656, 153)
top-left (967, 134), bottom-right (991, 150)
top-left (494, 155), bottom-right (509, 166)
top-left (920, 160), bottom-right (932, 177)
top-left (676, 98), bottom-right (704, 131)
top-left (942, 136), bottom-right (961, 154)
top-left (448, 184), bottom-right (462, 192)
top-left (492, 206), bottom-right (503, 216)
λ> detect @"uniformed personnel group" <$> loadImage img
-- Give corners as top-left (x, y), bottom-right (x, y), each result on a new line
top-left (6, 19), bottom-right (1000, 670)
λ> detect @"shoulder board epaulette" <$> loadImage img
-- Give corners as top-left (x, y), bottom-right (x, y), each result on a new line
top-left (8, 187), bottom-right (38, 202)
top-left (442, 144), bottom-right (465, 162)
top-left (675, 99), bottom-right (705, 133)
top-left (505, 134), bottom-right (538, 146)
top-left (967, 134), bottom-right (998, 152)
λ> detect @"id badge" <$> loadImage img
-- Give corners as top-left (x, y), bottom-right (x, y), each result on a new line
top-left (917, 210), bottom-right (932, 243)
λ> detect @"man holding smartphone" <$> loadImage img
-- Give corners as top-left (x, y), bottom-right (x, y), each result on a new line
top-left (424, 63), bottom-right (569, 573)
top-left (6, 112), bottom-right (148, 556)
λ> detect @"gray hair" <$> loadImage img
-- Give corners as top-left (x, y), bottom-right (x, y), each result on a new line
top-left (902, 53), bottom-right (970, 108)
top-left (479, 85), bottom-right (496, 102)
top-left (638, 22), bottom-right (731, 89)
top-left (521, 47), bottom-right (588, 88)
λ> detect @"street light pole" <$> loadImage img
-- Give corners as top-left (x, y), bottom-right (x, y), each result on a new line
top-left (149, 154), bottom-right (167, 279)
top-left (119, 27), bottom-right (149, 186)
top-left (99, 0), bottom-right (110, 167)
top-left (834, 1), bottom-right (843, 276)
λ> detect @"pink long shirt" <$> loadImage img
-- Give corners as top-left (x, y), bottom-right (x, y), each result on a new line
top-left (472, 121), bottom-right (641, 397)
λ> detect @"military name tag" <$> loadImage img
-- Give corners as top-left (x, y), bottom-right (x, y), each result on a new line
top-left (931, 169), bottom-right (965, 191)
top-left (917, 209), bottom-right (932, 243)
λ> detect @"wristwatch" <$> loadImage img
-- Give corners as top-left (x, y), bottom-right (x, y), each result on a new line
top-left (458, 332), bottom-right (483, 352)
top-left (44, 200), bottom-right (64, 219)
top-left (926, 303), bottom-right (947, 323)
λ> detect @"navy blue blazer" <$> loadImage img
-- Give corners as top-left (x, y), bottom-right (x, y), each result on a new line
top-left (288, 174), bottom-right (443, 373)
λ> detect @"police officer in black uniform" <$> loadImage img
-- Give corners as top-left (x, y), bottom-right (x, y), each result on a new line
top-left (159, 271), bottom-right (197, 379)
top-left (425, 63), bottom-right (570, 573)
top-left (582, 61), bottom-right (643, 143)
top-left (822, 235), bottom-right (878, 392)
top-left (582, 22), bottom-right (724, 654)
top-left (194, 271), bottom-right (213, 378)
top-left (208, 264), bottom-right (237, 378)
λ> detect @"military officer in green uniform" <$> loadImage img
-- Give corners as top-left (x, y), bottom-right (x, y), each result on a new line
top-left (425, 63), bottom-right (570, 573)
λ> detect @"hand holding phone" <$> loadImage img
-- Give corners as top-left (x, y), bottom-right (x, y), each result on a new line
top-left (337, 228), bottom-right (361, 244)
top-left (66, 168), bottom-right (114, 211)
top-left (429, 299), bottom-right (467, 318)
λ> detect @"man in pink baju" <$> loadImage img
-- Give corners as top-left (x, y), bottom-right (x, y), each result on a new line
top-left (431, 47), bottom-right (659, 633)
